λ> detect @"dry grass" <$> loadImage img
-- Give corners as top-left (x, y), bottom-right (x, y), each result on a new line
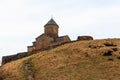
top-left (0, 59), bottom-right (23, 80)
top-left (0, 56), bottom-right (33, 80)
top-left (1, 38), bottom-right (120, 80)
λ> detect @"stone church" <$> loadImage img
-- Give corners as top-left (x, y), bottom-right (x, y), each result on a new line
top-left (2, 18), bottom-right (94, 65)
top-left (27, 18), bottom-right (71, 52)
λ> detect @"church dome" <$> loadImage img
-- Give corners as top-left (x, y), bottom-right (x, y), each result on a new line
top-left (44, 18), bottom-right (59, 27)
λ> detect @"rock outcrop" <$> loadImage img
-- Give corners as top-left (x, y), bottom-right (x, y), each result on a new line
top-left (77, 36), bottom-right (93, 41)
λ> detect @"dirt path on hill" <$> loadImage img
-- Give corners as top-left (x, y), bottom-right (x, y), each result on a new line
top-left (24, 59), bottom-right (35, 80)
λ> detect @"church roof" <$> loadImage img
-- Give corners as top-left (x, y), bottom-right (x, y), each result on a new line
top-left (44, 18), bottom-right (59, 27)
top-left (46, 18), bottom-right (57, 24)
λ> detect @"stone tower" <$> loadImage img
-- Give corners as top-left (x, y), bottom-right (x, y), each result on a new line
top-left (44, 18), bottom-right (59, 38)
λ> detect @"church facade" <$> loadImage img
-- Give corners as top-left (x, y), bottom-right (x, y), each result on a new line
top-left (27, 18), bottom-right (71, 52)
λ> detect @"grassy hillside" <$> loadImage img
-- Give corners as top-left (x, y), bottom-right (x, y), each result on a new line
top-left (1, 39), bottom-right (120, 80)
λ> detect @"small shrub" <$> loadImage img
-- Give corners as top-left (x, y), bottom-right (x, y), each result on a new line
top-left (104, 42), bottom-right (116, 47)
top-left (103, 51), bottom-right (113, 56)
top-left (89, 45), bottom-right (97, 49)
top-left (108, 58), bottom-right (114, 61)
top-left (117, 57), bottom-right (120, 59)
top-left (84, 52), bottom-right (89, 57)
top-left (112, 48), bottom-right (118, 51)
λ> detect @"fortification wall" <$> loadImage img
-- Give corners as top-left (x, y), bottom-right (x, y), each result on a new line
top-left (2, 41), bottom-right (71, 65)
top-left (2, 52), bottom-right (29, 65)
top-left (2, 36), bottom-right (93, 65)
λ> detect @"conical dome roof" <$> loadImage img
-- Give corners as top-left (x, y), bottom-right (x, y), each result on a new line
top-left (44, 18), bottom-right (59, 27)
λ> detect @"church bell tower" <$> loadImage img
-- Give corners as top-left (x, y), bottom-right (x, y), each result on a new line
top-left (44, 18), bottom-right (59, 38)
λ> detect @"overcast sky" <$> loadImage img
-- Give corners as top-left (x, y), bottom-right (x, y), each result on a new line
top-left (0, 0), bottom-right (120, 62)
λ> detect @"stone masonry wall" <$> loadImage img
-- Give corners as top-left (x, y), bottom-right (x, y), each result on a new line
top-left (45, 25), bottom-right (59, 38)
top-left (2, 40), bottom-right (72, 65)
top-left (2, 35), bottom-right (93, 65)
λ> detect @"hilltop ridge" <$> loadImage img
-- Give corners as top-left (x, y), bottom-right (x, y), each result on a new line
top-left (1, 38), bottom-right (120, 80)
